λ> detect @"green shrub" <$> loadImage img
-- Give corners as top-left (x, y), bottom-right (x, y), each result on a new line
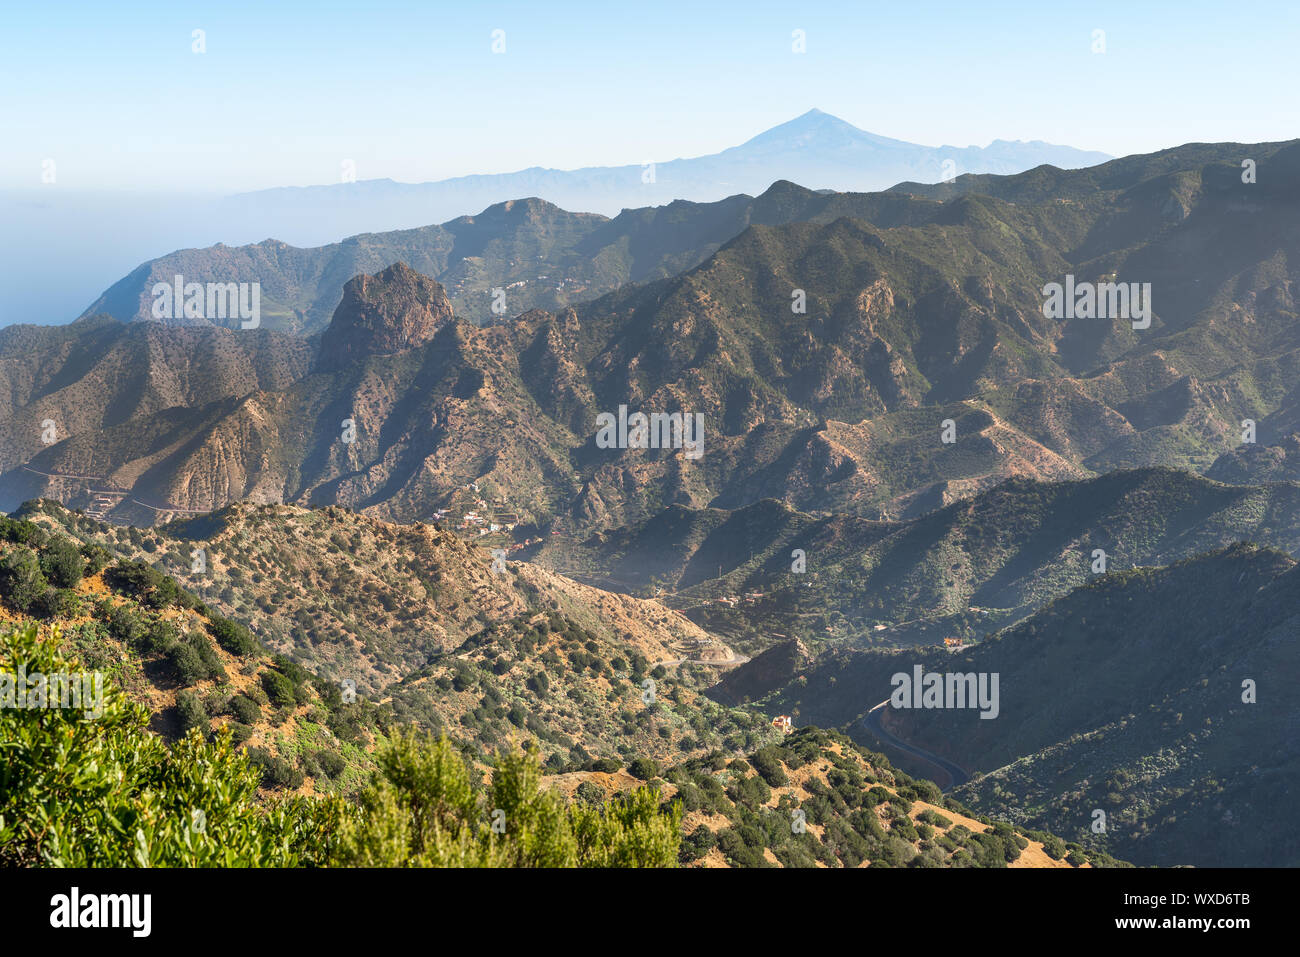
top-left (717, 828), bottom-right (766, 867)
top-left (167, 643), bottom-right (208, 686)
top-left (228, 722), bottom-right (255, 748)
top-left (864, 785), bottom-right (891, 807)
top-left (32, 587), bottom-right (80, 620)
top-left (574, 781), bottom-right (606, 806)
top-left (1040, 834), bottom-right (1066, 860)
top-left (104, 603), bottom-right (147, 646)
top-left (680, 826), bottom-right (717, 863)
top-left (312, 749), bottom-right (346, 779)
top-left (39, 538), bottom-right (84, 588)
top-left (106, 560), bottom-right (181, 609)
top-left (340, 733), bottom-right (681, 867)
top-left (628, 757), bottom-right (660, 780)
top-left (526, 672), bottom-right (549, 696)
top-left (138, 618), bottom-right (178, 655)
top-left (726, 774), bottom-right (772, 810)
top-left (229, 694), bottom-right (262, 725)
top-left (0, 546), bottom-right (46, 612)
top-left (260, 669), bottom-right (297, 708)
top-left (208, 616), bottom-right (258, 656)
top-left (0, 517), bottom-right (44, 546)
top-left (184, 631), bottom-right (226, 683)
top-left (918, 809), bottom-right (952, 828)
top-left (246, 747), bottom-right (305, 790)
top-left (175, 690), bottom-right (208, 736)
top-left (888, 794), bottom-right (913, 814)
top-left (81, 543), bottom-right (113, 576)
top-left (272, 654), bottom-right (311, 686)
top-left (750, 746), bottom-right (790, 787)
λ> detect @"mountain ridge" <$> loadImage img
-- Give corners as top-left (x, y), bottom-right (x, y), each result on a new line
top-left (726, 542), bottom-right (1300, 866)
top-left (216, 108), bottom-right (1109, 245)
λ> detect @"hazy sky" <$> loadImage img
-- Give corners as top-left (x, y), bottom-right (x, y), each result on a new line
top-left (3, 0), bottom-right (1298, 191)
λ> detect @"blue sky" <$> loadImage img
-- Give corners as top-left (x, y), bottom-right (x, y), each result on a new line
top-left (2, 0), bottom-right (1298, 191)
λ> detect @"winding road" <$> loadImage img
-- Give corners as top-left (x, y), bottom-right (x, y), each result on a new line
top-left (862, 698), bottom-right (971, 790)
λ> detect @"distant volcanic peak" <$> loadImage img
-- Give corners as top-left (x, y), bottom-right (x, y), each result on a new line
top-left (316, 261), bottom-right (453, 370)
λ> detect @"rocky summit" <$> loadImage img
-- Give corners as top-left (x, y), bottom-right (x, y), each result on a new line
top-left (315, 262), bottom-right (454, 371)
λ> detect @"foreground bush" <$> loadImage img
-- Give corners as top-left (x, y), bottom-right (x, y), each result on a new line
top-left (338, 732), bottom-right (681, 867)
top-left (0, 623), bottom-right (679, 868)
top-left (0, 622), bottom-right (318, 866)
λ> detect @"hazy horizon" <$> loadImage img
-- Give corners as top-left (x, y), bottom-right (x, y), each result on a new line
top-left (4, 1), bottom-right (1296, 192)
top-left (2, 106), bottom-right (1118, 328)
top-left (5, 0), bottom-right (1297, 326)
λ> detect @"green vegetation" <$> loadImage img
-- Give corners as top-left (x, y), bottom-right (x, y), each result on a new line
top-left (765, 544), bottom-right (1294, 867)
top-left (664, 727), bottom-right (1097, 869)
top-left (342, 733), bottom-right (679, 867)
top-left (0, 621), bottom-right (320, 866)
top-left (1, 622), bottom-right (679, 868)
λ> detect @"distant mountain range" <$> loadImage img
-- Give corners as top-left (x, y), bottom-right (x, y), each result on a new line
top-left (80, 184), bottom-right (967, 332)
top-left (79, 113), bottom-right (1108, 334)
top-left (217, 109), bottom-right (1111, 244)
top-left (3, 110), bottom-right (1108, 331)
top-left (15, 138), bottom-right (1293, 535)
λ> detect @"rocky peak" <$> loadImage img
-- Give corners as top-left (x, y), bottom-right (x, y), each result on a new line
top-left (316, 262), bottom-right (453, 371)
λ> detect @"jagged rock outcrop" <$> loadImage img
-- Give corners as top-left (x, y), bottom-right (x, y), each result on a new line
top-left (315, 262), bottom-right (454, 371)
